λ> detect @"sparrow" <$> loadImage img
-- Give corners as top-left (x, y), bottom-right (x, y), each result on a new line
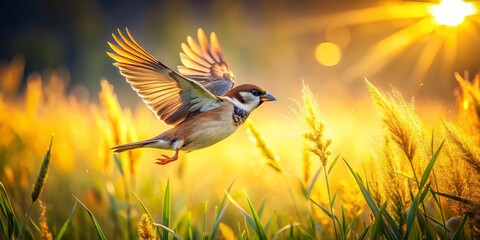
top-left (107, 28), bottom-right (276, 165)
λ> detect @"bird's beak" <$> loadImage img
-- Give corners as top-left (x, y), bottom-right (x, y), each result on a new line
top-left (260, 93), bottom-right (276, 102)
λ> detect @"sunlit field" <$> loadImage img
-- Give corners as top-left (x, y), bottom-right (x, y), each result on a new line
top-left (1, 1), bottom-right (480, 239)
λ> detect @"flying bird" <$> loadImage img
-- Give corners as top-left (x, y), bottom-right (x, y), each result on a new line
top-left (107, 28), bottom-right (276, 165)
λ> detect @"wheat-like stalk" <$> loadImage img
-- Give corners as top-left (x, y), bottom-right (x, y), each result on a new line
top-left (246, 119), bottom-right (281, 172)
top-left (39, 200), bottom-right (52, 240)
top-left (302, 83), bottom-right (331, 166)
top-left (366, 80), bottom-right (421, 163)
top-left (445, 123), bottom-right (480, 175)
top-left (19, 135), bottom-right (53, 240)
top-left (31, 136), bottom-right (53, 202)
top-left (138, 214), bottom-right (157, 240)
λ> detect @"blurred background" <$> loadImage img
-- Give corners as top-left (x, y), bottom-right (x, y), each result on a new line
top-left (2, 0), bottom-right (479, 100)
top-left (1, 0), bottom-right (480, 238)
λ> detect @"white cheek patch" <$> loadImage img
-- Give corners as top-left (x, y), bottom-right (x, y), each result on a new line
top-left (236, 92), bottom-right (260, 112)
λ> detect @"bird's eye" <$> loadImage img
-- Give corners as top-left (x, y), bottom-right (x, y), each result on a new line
top-left (251, 89), bottom-right (261, 96)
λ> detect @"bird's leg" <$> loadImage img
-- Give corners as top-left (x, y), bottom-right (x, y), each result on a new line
top-left (155, 149), bottom-right (179, 165)
top-left (155, 139), bottom-right (183, 165)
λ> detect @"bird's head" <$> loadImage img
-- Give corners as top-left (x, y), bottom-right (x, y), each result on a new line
top-left (224, 84), bottom-right (276, 112)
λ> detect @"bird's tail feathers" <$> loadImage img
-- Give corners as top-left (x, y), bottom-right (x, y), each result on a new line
top-left (111, 139), bottom-right (169, 153)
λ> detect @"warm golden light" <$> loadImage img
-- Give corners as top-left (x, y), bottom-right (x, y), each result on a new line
top-left (429, 0), bottom-right (477, 26)
top-left (315, 42), bottom-right (341, 67)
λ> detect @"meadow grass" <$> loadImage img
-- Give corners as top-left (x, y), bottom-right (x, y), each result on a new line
top-left (0, 59), bottom-right (479, 239)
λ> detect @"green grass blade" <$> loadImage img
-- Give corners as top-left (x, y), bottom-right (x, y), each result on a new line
top-left (331, 190), bottom-right (338, 206)
top-left (257, 199), bottom-right (267, 218)
top-left (433, 191), bottom-right (472, 204)
top-left (328, 154), bottom-right (340, 175)
top-left (203, 202), bottom-right (208, 238)
top-left (341, 205), bottom-right (347, 239)
top-left (263, 214), bottom-right (275, 234)
top-left (309, 198), bottom-right (333, 219)
top-left (419, 141), bottom-right (444, 189)
top-left (162, 179), bottom-right (171, 240)
top-left (370, 205), bottom-right (386, 240)
top-left (154, 223), bottom-right (182, 240)
top-left (451, 215), bottom-right (468, 240)
top-left (343, 159), bottom-right (402, 238)
top-left (54, 201), bottom-right (78, 240)
top-left (306, 166), bottom-right (323, 197)
top-left (358, 226), bottom-right (370, 240)
top-left (343, 159), bottom-right (379, 214)
top-left (28, 217), bottom-right (41, 235)
top-left (209, 177), bottom-right (237, 240)
top-left (113, 154), bottom-right (124, 176)
top-left (346, 215), bottom-right (359, 238)
top-left (272, 223), bottom-right (300, 239)
top-left (244, 191), bottom-right (267, 240)
top-left (298, 226), bottom-right (315, 240)
top-left (73, 196), bottom-right (106, 240)
top-left (132, 191), bottom-right (154, 224)
top-left (403, 183), bottom-right (431, 240)
top-left (132, 191), bottom-right (161, 237)
top-left (225, 192), bottom-right (254, 229)
top-left (415, 211), bottom-right (436, 240)
top-left (0, 181), bottom-right (20, 238)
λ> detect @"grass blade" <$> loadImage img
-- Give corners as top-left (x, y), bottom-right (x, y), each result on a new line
top-left (433, 191), bottom-right (472, 204)
top-left (244, 191), bottom-right (267, 240)
top-left (343, 159), bottom-right (402, 238)
top-left (73, 196), bottom-right (106, 240)
top-left (54, 201), bottom-right (78, 240)
top-left (403, 183), bottom-right (431, 240)
top-left (309, 198), bottom-right (333, 219)
top-left (162, 179), bottom-right (171, 240)
top-left (298, 226), bottom-right (315, 240)
top-left (331, 190), bottom-right (338, 206)
top-left (358, 226), bottom-right (370, 240)
top-left (0, 181), bottom-right (20, 239)
top-left (419, 141), bottom-right (444, 189)
top-left (257, 199), bottom-right (267, 218)
top-left (218, 222), bottom-right (236, 240)
top-left (370, 205), bottom-right (386, 240)
top-left (272, 223), bottom-right (300, 239)
top-left (28, 217), bottom-right (41, 235)
top-left (154, 223), bottom-right (182, 240)
top-left (113, 154), bottom-right (124, 176)
top-left (451, 215), bottom-right (468, 240)
top-left (209, 177), bottom-right (236, 240)
top-left (225, 192), bottom-right (254, 229)
top-left (133, 191), bottom-right (160, 237)
top-left (328, 154), bottom-right (340, 175)
top-left (306, 166), bottom-right (323, 197)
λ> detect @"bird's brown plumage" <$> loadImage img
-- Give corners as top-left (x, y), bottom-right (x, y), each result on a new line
top-left (107, 28), bottom-right (222, 126)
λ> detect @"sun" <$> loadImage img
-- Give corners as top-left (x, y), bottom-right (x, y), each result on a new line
top-left (429, 0), bottom-right (477, 26)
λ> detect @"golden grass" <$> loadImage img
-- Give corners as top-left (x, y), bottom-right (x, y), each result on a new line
top-left (302, 83), bottom-right (332, 167)
top-left (1, 56), bottom-right (479, 238)
top-left (246, 119), bottom-right (281, 173)
top-left (39, 200), bottom-right (52, 240)
top-left (137, 214), bottom-right (157, 240)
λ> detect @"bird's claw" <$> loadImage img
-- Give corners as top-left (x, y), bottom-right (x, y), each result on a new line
top-left (155, 154), bottom-right (178, 165)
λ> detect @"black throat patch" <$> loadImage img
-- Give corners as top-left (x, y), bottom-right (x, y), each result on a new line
top-left (232, 106), bottom-right (249, 126)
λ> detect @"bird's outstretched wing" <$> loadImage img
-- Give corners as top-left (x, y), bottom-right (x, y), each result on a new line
top-left (107, 28), bottom-right (222, 126)
top-left (177, 28), bottom-right (235, 96)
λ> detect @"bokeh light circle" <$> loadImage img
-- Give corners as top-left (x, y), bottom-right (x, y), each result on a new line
top-left (314, 42), bottom-right (342, 67)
